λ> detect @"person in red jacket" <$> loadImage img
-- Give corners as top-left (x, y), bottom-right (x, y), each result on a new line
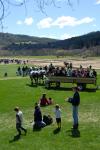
top-left (40, 93), bottom-right (49, 106)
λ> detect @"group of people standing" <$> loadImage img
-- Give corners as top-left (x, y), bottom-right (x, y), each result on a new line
top-left (16, 66), bottom-right (29, 77)
top-left (14, 87), bottom-right (80, 137)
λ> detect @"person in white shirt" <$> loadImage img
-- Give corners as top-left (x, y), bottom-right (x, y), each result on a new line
top-left (14, 107), bottom-right (27, 137)
top-left (54, 104), bottom-right (61, 129)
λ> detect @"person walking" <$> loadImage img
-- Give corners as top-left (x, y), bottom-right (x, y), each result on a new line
top-left (67, 87), bottom-right (80, 129)
top-left (14, 107), bottom-right (27, 137)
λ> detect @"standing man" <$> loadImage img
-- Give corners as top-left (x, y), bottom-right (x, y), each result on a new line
top-left (14, 107), bottom-right (27, 137)
top-left (67, 87), bottom-right (80, 129)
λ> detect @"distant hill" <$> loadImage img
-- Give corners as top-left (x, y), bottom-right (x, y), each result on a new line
top-left (53, 31), bottom-right (100, 49)
top-left (0, 31), bottom-right (100, 56)
top-left (0, 32), bottom-right (57, 46)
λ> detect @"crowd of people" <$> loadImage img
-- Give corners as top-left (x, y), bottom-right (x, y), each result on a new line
top-left (14, 88), bottom-right (80, 138)
top-left (16, 63), bottom-right (97, 79)
top-left (47, 63), bottom-right (97, 78)
top-left (16, 66), bottom-right (46, 77)
top-left (0, 58), bottom-right (28, 64)
top-left (16, 66), bottom-right (29, 76)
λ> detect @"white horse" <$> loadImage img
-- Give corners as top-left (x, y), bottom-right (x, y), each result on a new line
top-left (29, 69), bottom-right (46, 85)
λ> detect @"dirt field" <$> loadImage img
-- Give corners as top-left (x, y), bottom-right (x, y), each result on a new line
top-left (0, 56), bottom-right (100, 69)
top-left (28, 57), bottom-right (100, 69)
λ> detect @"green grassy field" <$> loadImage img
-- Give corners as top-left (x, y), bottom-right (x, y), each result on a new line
top-left (0, 64), bottom-right (100, 150)
top-left (1, 55), bottom-right (100, 61)
top-left (0, 55), bottom-right (57, 60)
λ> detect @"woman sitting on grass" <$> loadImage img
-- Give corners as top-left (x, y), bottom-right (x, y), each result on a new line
top-left (40, 93), bottom-right (49, 106)
top-left (39, 93), bottom-right (53, 106)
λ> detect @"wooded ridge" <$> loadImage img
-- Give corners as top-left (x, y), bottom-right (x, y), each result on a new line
top-left (0, 31), bottom-right (100, 56)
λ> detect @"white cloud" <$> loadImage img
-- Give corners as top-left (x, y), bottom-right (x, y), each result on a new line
top-left (95, 0), bottom-right (100, 4)
top-left (16, 20), bottom-right (23, 25)
top-left (37, 16), bottom-right (94, 29)
top-left (53, 16), bottom-right (94, 28)
top-left (16, 17), bottom-right (33, 26)
top-left (24, 17), bottom-right (33, 25)
top-left (93, 24), bottom-right (97, 27)
top-left (52, 16), bottom-right (76, 28)
top-left (76, 17), bottom-right (94, 25)
top-left (15, 0), bottom-right (23, 2)
top-left (39, 33), bottom-right (76, 40)
top-left (39, 34), bottom-right (58, 39)
top-left (37, 18), bottom-right (53, 29)
top-left (60, 33), bottom-right (75, 39)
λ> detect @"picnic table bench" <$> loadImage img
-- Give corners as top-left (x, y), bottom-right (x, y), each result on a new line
top-left (45, 76), bottom-right (97, 90)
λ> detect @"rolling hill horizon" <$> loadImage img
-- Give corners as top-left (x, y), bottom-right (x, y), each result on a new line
top-left (0, 31), bottom-right (100, 56)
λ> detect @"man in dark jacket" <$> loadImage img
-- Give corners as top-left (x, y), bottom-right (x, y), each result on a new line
top-left (68, 87), bottom-right (80, 129)
top-left (34, 105), bottom-right (42, 123)
top-left (33, 104), bottom-right (46, 129)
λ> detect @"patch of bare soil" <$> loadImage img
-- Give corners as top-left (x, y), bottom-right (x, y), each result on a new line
top-left (28, 58), bottom-right (100, 69)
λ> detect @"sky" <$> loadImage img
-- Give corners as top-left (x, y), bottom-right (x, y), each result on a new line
top-left (1, 0), bottom-right (100, 39)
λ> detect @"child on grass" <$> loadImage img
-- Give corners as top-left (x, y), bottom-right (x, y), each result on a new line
top-left (54, 104), bottom-right (61, 129)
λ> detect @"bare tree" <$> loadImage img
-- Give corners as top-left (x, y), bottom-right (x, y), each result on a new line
top-left (0, 0), bottom-right (79, 30)
top-left (0, 0), bottom-right (79, 20)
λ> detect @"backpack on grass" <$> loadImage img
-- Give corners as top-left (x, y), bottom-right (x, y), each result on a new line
top-left (43, 115), bottom-right (53, 125)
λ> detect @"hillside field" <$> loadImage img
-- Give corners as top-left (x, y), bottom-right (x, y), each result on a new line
top-left (0, 62), bottom-right (100, 150)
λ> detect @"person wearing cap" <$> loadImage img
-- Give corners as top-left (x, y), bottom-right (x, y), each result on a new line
top-left (14, 107), bottom-right (27, 137)
top-left (67, 87), bottom-right (80, 129)
top-left (54, 104), bottom-right (61, 129)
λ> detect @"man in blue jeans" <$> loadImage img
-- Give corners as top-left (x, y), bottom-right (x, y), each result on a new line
top-left (67, 87), bottom-right (80, 129)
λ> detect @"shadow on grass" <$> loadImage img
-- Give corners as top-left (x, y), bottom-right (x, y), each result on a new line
top-left (83, 88), bottom-right (96, 92)
top-left (53, 128), bottom-right (61, 134)
top-left (46, 87), bottom-right (72, 91)
top-left (9, 134), bottom-right (21, 143)
top-left (26, 83), bottom-right (44, 88)
top-left (26, 83), bottom-right (38, 87)
top-left (67, 129), bottom-right (80, 138)
top-left (46, 87), bottom-right (97, 92)
top-left (26, 83), bottom-right (97, 92)
top-left (33, 128), bottom-right (42, 132)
